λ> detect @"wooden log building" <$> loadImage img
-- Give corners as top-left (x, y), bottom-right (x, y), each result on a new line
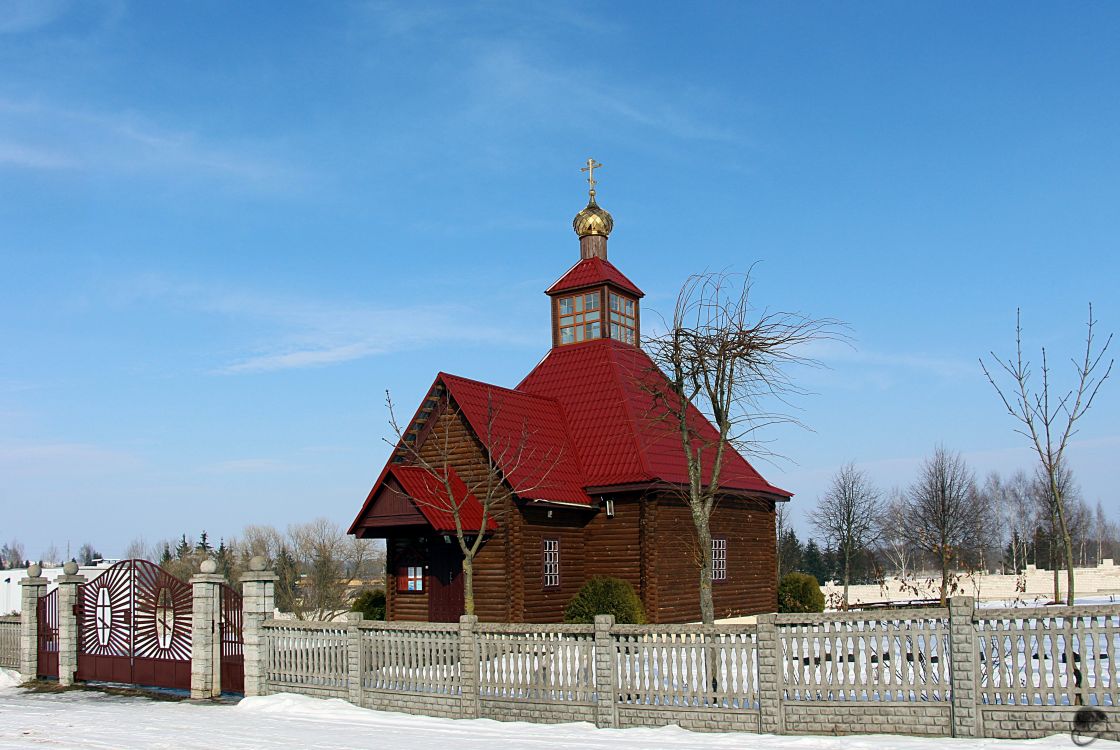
top-left (348, 166), bottom-right (791, 623)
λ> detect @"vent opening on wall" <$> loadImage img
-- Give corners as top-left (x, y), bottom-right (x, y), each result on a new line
top-left (604, 498), bottom-right (615, 517)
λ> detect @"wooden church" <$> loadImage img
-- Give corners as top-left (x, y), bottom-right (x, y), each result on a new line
top-left (349, 163), bottom-right (791, 623)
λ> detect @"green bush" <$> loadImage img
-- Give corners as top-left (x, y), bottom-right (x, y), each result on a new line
top-left (778, 572), bottom-right (825, 613)
top-left (564, 576), bottom-right (645, 624)
top-left (351, 588), bottom-right (386, 620)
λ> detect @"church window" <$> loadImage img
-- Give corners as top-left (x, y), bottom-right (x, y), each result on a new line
top-left (712, 538), bottom-right (727, 582)
top-left (557, 292), bottom-right (602, 345)
top-left (399, 565), bottom-right (424, 592)
top-left (542, 538), bottom-right (560, 588)
top-left (608, 292), bottom-right (637, 344)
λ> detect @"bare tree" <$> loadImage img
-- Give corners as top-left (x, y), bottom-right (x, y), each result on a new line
top-left (124, 536), bottom-right (153, 561)
top-left (905, 446), bottom-right (985, 605)
top-left (40, 543), bottom-right (61, 567)
top-left (877, 487), bottom-right (911, 580)
top-left (775, 502), bottom-right (792, 580)
top-left (981, 306), bottom-right (1113, 605)
top-left (1, 539), bottom-right (25, 569)
top-left (288, 518), bottom-right (373, 620)
top-left (644, 270), bottom-right (841, 623)
top-left (386, 387), bottom-right (556, 617)
top-left (812, 463), bottom-right (882, 608)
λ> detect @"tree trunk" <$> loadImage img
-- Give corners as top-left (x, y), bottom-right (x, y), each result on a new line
top-left (939, 550), bottom-right (950, 606)
top-left (694, 510), bottom-right (715, 625)
top-left (462, 551), bottom-right (475, 616)
top-left (842, 549), bottom-right (851, 610)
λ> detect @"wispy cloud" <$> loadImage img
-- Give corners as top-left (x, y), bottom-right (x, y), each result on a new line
top-left (200, 458), bottom-right (288, 474)
top-left (0, 440), bottom-right (139, 476)
top-left (804, 338), bottom-right (975, 380)
top-left (0, 0), bottom-right (71, 34)
top-left (0, 98), bottom-right (295, 187)
top-left (0, 140), bottom-right (75, 169)
top-left (118, 274), bottom-right (526, 374)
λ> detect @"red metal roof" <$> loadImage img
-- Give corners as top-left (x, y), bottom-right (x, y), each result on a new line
top-left (389, 465), bottom-right (498, 532)
top-left (440, 373), bottom-right (593, 506)
top-left (545, 257), bottom-right (644, 297)
top-left (516, 339), bottom-right (791, 496)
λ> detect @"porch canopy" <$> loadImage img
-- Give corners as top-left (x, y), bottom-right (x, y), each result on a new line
top-left (351, 464), bottom-right (497, 538)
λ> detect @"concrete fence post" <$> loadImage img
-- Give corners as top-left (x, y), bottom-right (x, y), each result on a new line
top-left (55, 563), bottom-right (85, 687)
top-left (948, 596), bottom-right (979, 738)
top-left (240, 557), bottom-right (277, 698)
top-left (343, 612), bottom-right (364, 706)
top-left (756, 612), bottom-right (782, 735)
top-left (593, 614), bottom-right (617, 729)
top-left (190, 561), bottom-right (225, 700)
top-left (19, 565), bottom-right (47, 680)
top-left (458, 615), bottom-right (479, 719)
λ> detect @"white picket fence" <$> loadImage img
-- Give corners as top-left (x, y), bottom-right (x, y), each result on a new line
top-left (257, 603), bottom-right (1120, 736)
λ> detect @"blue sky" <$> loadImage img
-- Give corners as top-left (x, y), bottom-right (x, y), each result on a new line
top-left (2, 1), bottom-right (1117, 559)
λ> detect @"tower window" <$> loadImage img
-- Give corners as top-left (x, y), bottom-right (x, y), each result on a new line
top-left (608, 292), bottom-right (637, 344)
top-left (557, 292), bottom-right (601, 345)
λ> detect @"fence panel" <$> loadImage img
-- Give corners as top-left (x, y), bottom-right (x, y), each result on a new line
top-left (613, 625), bottom-right (758, 709)
top-left (263, 621), bottom-right (349, 693)
top-left (776, 609), bottom-right (950, 702)
top-left (361, 623), bottom-right (460, 695)
top-left (0, 616), bottom-right (18, 669)
top-left (977, 606), bottom-right (1120, 707)
top-left (477, 624), bottom-right (595, 703)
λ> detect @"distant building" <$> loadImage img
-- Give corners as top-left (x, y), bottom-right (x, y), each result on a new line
top-left (349, 168), bottom-right (790, 622)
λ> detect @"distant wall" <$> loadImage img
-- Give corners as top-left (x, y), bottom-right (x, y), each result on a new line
top-left (823, 560), bottom-right (1120, 606)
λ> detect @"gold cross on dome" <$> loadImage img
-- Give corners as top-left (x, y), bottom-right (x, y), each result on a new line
top-left (581, 158), bottom-right (602, 196)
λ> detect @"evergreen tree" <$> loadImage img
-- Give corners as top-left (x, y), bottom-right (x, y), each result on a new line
top-left (778, 528), bottom-right (804, 578)
top-left (215, 539), bottom-right (235, 579)
top-left (159, 543), bottom-right (173, 567)
top-left (274, 546), bottom-right (300, 615)
top-left (196, 531), bottom-right (212, 555)
top-left (175, 535), bottom-right (191, 560)
top-left (802, 539), bottom-right (828, 584)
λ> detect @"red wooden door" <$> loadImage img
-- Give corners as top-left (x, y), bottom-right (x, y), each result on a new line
top-left (427, 540), bottom-right (464, 622)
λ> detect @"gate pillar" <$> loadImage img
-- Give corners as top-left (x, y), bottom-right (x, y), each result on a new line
top-left (55, 562), bottom-right (86, 686)
top-left (190, 561), bottom-right (225, 700)
top-left (19, 564), bottom-right (47, 679)
top-left (240, 556), bottom-right (277, 697)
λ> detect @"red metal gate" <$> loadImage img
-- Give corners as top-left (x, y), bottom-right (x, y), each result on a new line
top-left (220, 584), bottom-right (244, 694)
top-left (36, 589), bottom-right (58, 678)
top-left (76, 560), bottom-right (193, 690)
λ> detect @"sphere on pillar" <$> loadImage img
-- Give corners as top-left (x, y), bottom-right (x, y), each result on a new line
top-left (200, 558), bottom-right (217, 574)
top-left (62, 561), bottom-right (77, 576)
top-left (249, 555), bottom-right (268, 572)
top-left (27, 563), bottom-right (42, 578)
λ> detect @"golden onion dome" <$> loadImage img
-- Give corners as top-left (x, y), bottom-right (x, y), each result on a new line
top-left (572, 194), bottom-right (614, 237)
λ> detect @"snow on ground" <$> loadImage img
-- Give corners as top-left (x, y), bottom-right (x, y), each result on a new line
top-left (0, 669), bottom-right (1112, 750)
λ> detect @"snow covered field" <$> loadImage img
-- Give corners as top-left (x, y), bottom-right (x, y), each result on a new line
top-left (0, 670), bottom-right (1112, 750)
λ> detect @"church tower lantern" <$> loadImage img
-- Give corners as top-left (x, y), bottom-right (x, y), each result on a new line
top-left (546, 159), bottom-right (644, 349)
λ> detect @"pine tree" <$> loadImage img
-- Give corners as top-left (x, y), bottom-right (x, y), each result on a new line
top-left (274, 546), bottom-right (300, 615)
top-left (802, 539), bottom-right (828, 585)
top-left (196, 531), bottom-right (212, 554)
top-left (159, 543), bottom-right (173, 567)
top-left (175, 535), bottom-right (190, 560)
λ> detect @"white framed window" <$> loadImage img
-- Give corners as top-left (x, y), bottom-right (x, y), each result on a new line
top-left (557, 293), bottom-right (602, 345)
top-left (712, 538), bottom-right (727, 582)
top-left (543, 538), bottom-right (560, 588)
top-left (400, 565), bottom-right (424, 592)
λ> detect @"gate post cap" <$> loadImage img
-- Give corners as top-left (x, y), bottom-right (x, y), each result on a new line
top-left (249, 555), bottom-right (269, 572)
top-left (200, 558), bottom-right (218, 574)
top-left (62, 561), bottom-right (78, 576)
top-left (27, 563), bottom-right (42, 577)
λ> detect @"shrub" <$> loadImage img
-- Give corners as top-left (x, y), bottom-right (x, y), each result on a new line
top-left (351, 588), bottom-right (386, 620)
top-left (564, 576), bottom-right (646, 624)
top-left (778, 572), bottom-right (825, 613)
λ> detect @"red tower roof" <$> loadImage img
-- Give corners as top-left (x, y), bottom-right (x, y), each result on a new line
top-left (546, 257), bottom-right (644, 297)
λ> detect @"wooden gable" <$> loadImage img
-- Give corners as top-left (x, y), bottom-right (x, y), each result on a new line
top-left (356, 476), bottom-right (428, 531)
